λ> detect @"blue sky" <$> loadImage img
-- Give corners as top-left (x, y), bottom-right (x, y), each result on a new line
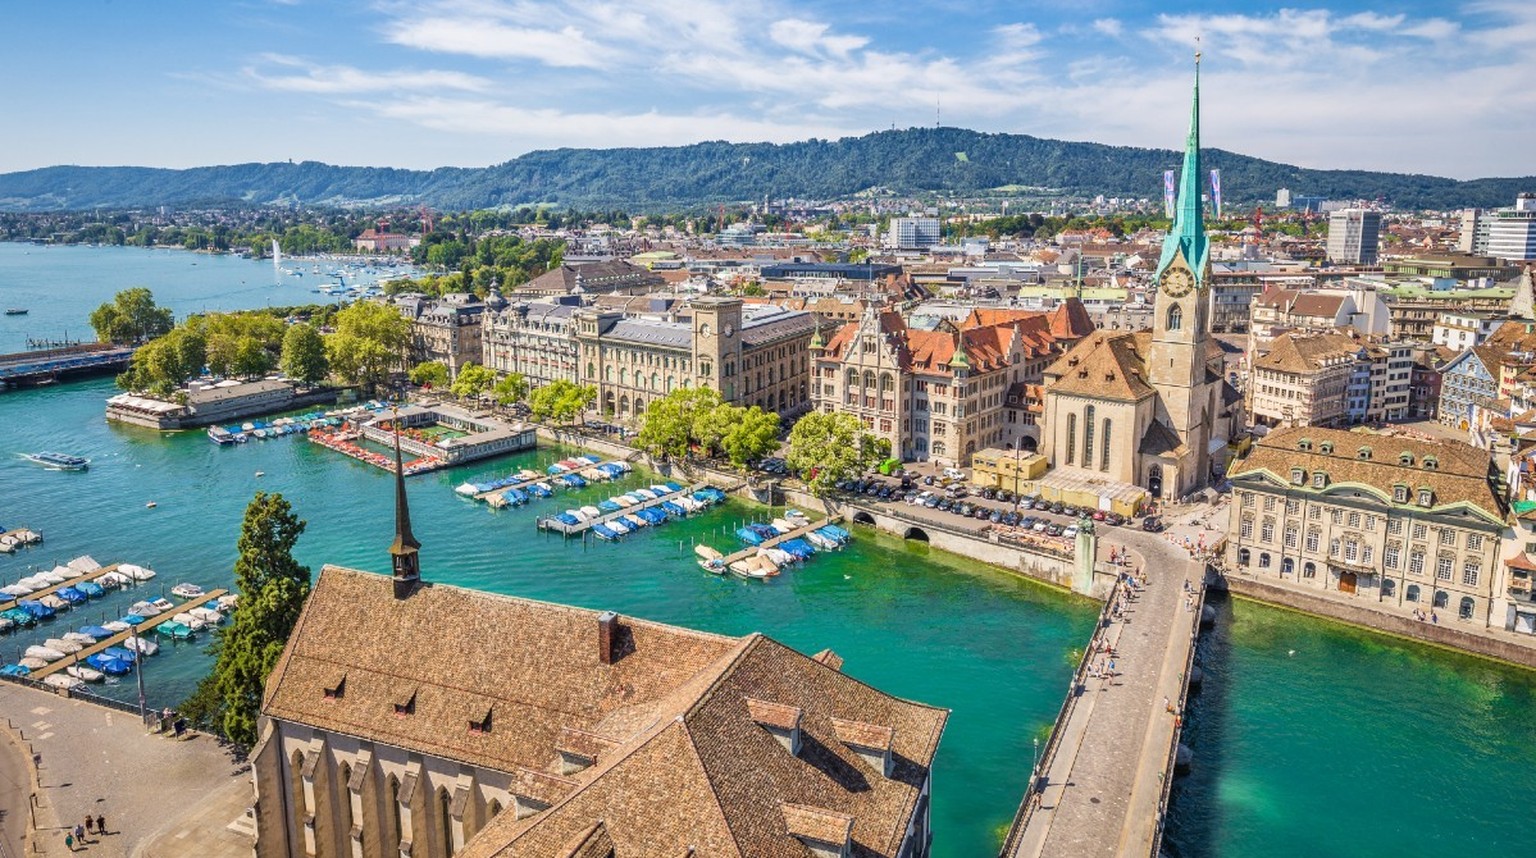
top-left (6, 0), bottom-right (1532, 179)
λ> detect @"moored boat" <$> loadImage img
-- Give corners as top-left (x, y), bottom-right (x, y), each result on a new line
top-left (66, 664), bottom-right (104, 682)
top-left (23, 452), bottom-right (89, 471)
top-left (25, 645), bottom-right (66, 662)
top-left (170, 583), bottom-right (205, 599)
top-left (43, 674), bottom-right (85, 691)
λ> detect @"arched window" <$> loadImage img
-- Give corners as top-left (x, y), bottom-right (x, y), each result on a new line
top-left (438, 787), bottom-right (454, 856)
top-left (1167, 304), bottom-right (1183, 331)
top-left (1259, 552), bottom-right (1271, 568)
top-left (1382, 579), bottom-right (1396, 598)
top-left (1281, 557), bottom-right (1294, 575)
top-left (1083, 406), bottom-right (1096, 468)
top-left (880, 372), bottom-right (894, 392)
top-left (1459, 596), bottom-right (1475, 620)
top-left (1303, 562), bottom-right (1316, 579)
top-left (1406, 584), bottom-right (1421, 602)
top-left (604, 365), bottom-right (613, 382)
top-left (1066, 413), bottom-right (1077, 465)
top-left (586, 362), bottom-right (595, 378)
top-left (1433, 590), bottom-right (1449, 609)
top-left (1100, 418), bottom-right (1112, 471)
top-left (1237, 548), bottom-right (1250, 566)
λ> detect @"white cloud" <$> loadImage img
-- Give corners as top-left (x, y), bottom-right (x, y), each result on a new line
top-left (1092, 18), bottom-right (1123, 38)
top-left (243, 54), bottom-right (492, 94)
top-left (383, 18), bottom-right (609, 69)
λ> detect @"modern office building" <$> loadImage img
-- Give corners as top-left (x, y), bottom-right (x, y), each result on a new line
top-left (1326, 209), bottom-right (1383, 265)
top-left (887, 217), bottom-right (942, 250)
top-left (1488, 194), bottom-right (1536, 262)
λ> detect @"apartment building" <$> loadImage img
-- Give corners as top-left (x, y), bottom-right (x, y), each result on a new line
top-left (480, 294), bottom-right (581, 390)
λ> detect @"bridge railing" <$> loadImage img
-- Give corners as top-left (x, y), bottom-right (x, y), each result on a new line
top-left (998, 574), bottom-right (1128, 857)
top-left (1149, 567), bottom-right (1209, 857)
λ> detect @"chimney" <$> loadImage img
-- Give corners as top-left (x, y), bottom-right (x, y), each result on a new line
top-left (745, 698), bottom-right (803, 756)
top-left (597, 611), bottom-right (618, 665)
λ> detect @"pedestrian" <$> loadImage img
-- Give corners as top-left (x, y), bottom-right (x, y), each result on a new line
top-left (65, 832), bottom-right (74, 852)
top-left (1432, 611), bottom-right (1439, 624)
top-left (84, 814), bottom-right (94, 836)
top-left (1108, 658), bottom-right (1116, 676)
top-left (97, 815), bottom-right (106, 836)
top-left (74, 823), bottom-right (86, 845)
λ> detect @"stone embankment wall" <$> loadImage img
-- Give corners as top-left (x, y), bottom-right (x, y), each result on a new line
top-left (1215, 573), bottom-right (1536, 670)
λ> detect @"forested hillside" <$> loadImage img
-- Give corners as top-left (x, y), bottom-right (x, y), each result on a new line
top-left (0, 128), bottom-right (1526, 212)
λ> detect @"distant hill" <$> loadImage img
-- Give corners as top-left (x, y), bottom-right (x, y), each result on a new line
top-left (0, 128), bottom-right (1527, 212)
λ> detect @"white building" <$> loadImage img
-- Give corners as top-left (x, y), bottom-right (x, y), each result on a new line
top-left (1488, 194), bottom-right (1536, 262)
top-left (887, 217), bottom-right (941, 250)
top-left (1432, 311), bottom-right (1503, 352)
top-left (1327, 209), bottom-right (1383, 265)
top-left (1459, 208), bottom-right (1492, 255)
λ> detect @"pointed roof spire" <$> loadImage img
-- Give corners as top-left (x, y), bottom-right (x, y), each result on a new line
top-left (1155, 52), bottom-right (1210, 286)
top-left (388, 408), bottom-right (421, 598)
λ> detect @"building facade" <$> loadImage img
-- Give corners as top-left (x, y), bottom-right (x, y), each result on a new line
top-left (1226, 427), bottom-right (1508, 627)
top-left (480, 296), bottom-right (581, 390)
top-left (1489, 195), bottom-right (1536, 262)
top-left (406, 294), bottom-right (486, 377)
top-left (887, 217), bottom-right (941, 250)
top-left (1326, 209), bottom-right (1383, 265)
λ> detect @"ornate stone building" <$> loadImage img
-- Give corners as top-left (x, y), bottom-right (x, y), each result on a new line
top-left (573, 296), bottom-right (816, 420)
top-left (1040, 61), bottom-right (1241, 499)
top-left (405, 293), bottom-right (486, 378)
top-left (252, 436), bottom-right (947, 858)
top-left (479, 293), bottom-right (581, 391)
top-left (1226, 427), bottom-right (1507, 626)
top-left (809, 304), bottom-right (1090, 465)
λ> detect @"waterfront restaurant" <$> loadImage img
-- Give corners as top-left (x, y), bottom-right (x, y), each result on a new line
top-left (358, 401), bottom-right (536, 466)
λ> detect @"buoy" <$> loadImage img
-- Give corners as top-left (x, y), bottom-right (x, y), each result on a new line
top-left (145, 501), bottom-right (157, 509)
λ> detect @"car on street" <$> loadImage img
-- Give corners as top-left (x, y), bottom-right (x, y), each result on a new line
top-left (1142, 517), bottom-right (1163, 532)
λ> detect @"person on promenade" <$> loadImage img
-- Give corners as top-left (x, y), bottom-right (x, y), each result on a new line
top-left (84, 814), bottom-right (94, 836)
top-left (74, 822), bottom-right (86, 845)
top-left (65, 832), bottom-right (75, 852)
top-left (96, 815), bottom-right (106, 836)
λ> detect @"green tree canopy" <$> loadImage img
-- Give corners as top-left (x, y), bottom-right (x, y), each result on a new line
top-left (528, 379), bottom-right (595, 425)
top-left (450, 362), bottom-right (497, 399)
top-left (722, 405), bottom-right (781, 467)
top-left (279, 323), bottom-right (329, 385)
top-left (326, 301), bottom-right (411, 393)
top-left (409, 360), bottom-right (450, 390)
top-left (785, 411), bottom-right (883, 495)
top-left (493, 372), bottom-right (528, 406)
top-left (636, 387), bottom-right (722, 460)
top-left (180, 492), bottom-right (311, 747)
top-left (89, 287), bottom-right (174, 344)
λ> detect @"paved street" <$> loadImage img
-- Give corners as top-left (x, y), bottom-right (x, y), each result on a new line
top-left (0, 684), bottom-right (252, 858)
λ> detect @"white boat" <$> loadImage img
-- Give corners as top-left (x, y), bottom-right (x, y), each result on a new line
top-left (784, 509), bottom-right (809, 522)
top-left (147, 597), bottom-right (174, 613)
top-left (117, 564), bottom-right (156, 582)
top-left (62, 632), bottom-right (97, 645)
top-left (613, 495), bottom-right (636, 507)
top-left (38, 567), bottom-right (68, 585)
top-left (95, 572), bottom-right (128, 588)
top-left (762, 547), bottom-right (794, 566)
top-left (806, 532), bottom-right (839, 551)
top-left (216, 594), bottom-right (240, 612)
top-left (728, 559), bottom-right (754, 577)
top-left (188, 607), bottom-right (224, 625)
top-left (771, 518), bottom-right (797, 533)
top-left (1, 583), bottom-right (34, 597)
top-left (66, 664), bottom-right (104, 683)
top-left (101, 620), bottom-right (131, 632)
top-left (624, 513), bottom-right (648, 529)
top-left (122, 635), bottom-right (158, 656)
top-left (44, 638), bottom-right (83, 654)
top-left (455, 482), bottom-right (480, 497)
top-left (39, 595), bottom-right (69, 611)
top-left (580, 505), bottom-right (602, 519)
top-left (18, 576), bottom-right (49, 590)
top-left (607, 518), bottom-right (631, 535)
top-left (170, 583), bottom-right (205, 599)
top-left (43, 674), bottom-right (85, 691)
top-left (18, 657), bottom-right (49, 671)
top-left (173, 612), bottom-right (207, 631)
top-left (67, 555), bottom-right (101, 574)
top-left (25, 645), bottom-right (66, 662)
top-left (695, 545), bottom-right (723, 562)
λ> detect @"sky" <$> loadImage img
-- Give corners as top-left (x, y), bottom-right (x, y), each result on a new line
top-left (5, 0), bottom-right (1533, 180)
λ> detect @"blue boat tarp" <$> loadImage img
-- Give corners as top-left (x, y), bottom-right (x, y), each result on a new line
top-left (661, 501), bottom-right (686, 517)
top-left (555, 513), bottom-right (581, 526)
top-left (76, 581), bottom-right (105, 598)
top-left (592, 523), bottom-right (620, 541)
top-left (19, 601), bottom-right (53, 620)
top-left (56, 586), bottom-right (87, 604)
top-left (0, 664), bottom-right (29, 676)
top-left (598, 500), bottom-right (623, 512)
top-left (737, 527), bottom-right (764, 546)
top-left (80, 625), bottom-right (114, 638)
top-left (85, 654), bottom-right (131, 675)
top-left (780, 538), bottom-right (816, 559)
top-left (102, 646), bottom-right (138, 664)
top-left (119, 613), bottom-right (145, 625)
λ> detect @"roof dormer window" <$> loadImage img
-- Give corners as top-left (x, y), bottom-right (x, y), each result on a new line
top-left (394, 692), bottom-right (416, 718)
top-left (1291, 468), bottom-right (1306, 485)
top-left (1399, 452), bottom-right (1415, 466)
top-left (1423, 456), bottom-right (1438, 470)
top-left (1320, 441), bottom-right (1334, 455)
top-left (1313, 471), bottom-right (1328, 489)
top-left (1357, 446), bottom-right (1372, 460)
top-left (1418, 488), bottom-right (1434, 507)
top-left (469, 708), bottom-right (493, 735)
top-left (323, 675), bottom-right (346, 700)
top-left (1393, 484), bottom-right (1409, 503)
top-left (1298, 438), bottom-right (1313, 451)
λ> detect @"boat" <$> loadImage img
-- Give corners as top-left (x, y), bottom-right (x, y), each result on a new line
top-left (95, 571), bottom-right (129, 589)
top-left (3, 308), bottom-right (27, 315)
top-left (23, 452), bottom-right (89, 471)
top-left (623, 513), bottom-right (648, 529)
top-left (44, 637), bottom-right (82, 654)
top-left (806, 531), bottom-right (839, 551)
top-left (147, 597), bottom-right (175, 613)
top-left (19, 600), bottom-right (54, 620)
top-left (591, 523), bottom-right (621, 541)
top-left (0, 583), bottom-right (33, 597)
top-left (207, 426), bottom-right (237, 445)
top-left (25, 645), bottom-right (66, 662)
top-left (607, 518), bottom-right (631, 535)
top-left (170, 583), bottom-right (206, 599)
top-left (122, 635), bottom-right (158, 655)
top-left (84, 653), bottom-right (131, 676)
top-left (117, 564), bottom-right (156, 582)
top-left (102, 646), bottom-right (138, 664)
top-left (66, 664), bottom-right (104, 683)
top-left (43, 674), bottom-right (85, 692)
top-left (216, 594), bottom-right (240, 612)
top-left (17, 658), bottom-right (49, 671)
top-left (79, 624), bottom-right (114, 639)
top-left (736, 527), bottom-right (764, 546)
top-left (62, 631), bottom-right (97, 645)
top-left (156, 620), bottom-right (194, 640)
top-left (56, 586), bottom-right (87, 605)
top-left (0, 664), bottom-right (30, 676)
top-left (188, 607), bottom-right (223, 625)
top-left (75, 580), bottom-right (105, 598)
top-left (728, 559), bottom-right (755, 578)
top-left (39, 594), bottom-right (69, 611)
top-left (101, 619), bottom-right (131, 632)
top-left (695, 545), bottom-right (723, 562)
top-left (172, 612), bottom-right (207, 631)
top-left (38, 567), bottom-right (68, 585)
top-left (772, 518), bottom-right (797, 533)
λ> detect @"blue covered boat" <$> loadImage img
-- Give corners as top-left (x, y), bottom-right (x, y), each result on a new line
top-left (56, 586), bottom-right (88, 605)
top-left (19, 600), bottom-right (54, 620)
top-left (591, 523), bottom-right (621, 541)
top-left (558, 474), bottom-right (587, 488)
top-left (597, 500), bottom-right (623, 513)
top-left (0, 664), bottom-right (31, 677)
top-left (502, 488), bottom-right (529, 506)
top-left (528, 482), bottom-right (554, 498)
top-left (119, 613), bottom-right (145, 626)
top-left (76, 580), bottom-right (106, 598)
top-left (85, 653), bottom-right (131, 675)
top-left (817, 524), bottom-right (851, 542)
top-left (554, 513), bottom-right (581, 527)
top-left (637, 507), bottom-right (667, 524)
top-left (661, 501), bottom-right (687, 517)
top-left (80, 624), bottom-right (114, 639)
top-left (780, 538), bottom-right (816, 560)
top-left (737, 527), bottom-right (764, 546)
top-left (102, 645), bottom-right (139, 663)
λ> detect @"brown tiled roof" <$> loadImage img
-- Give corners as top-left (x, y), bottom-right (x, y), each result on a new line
top-left (1043, 331), bottom-right (1156, 401)
top-left (1504, 552), bottom-right (1536, 572)
top-left (781, 803), bottom-right (854, 847)
top-left (1048, 298), bottom-right (1096, 340)
top-left (811, 649), bottom-right (844, 671)
top-left (830, 717), bottom-right (894, 751)
top-left (1286, 292), bottom-right (1348, 318)
top-left (1253, 331), bottom-right (1359, 374)
top-left (1228, 427), bottom-right (1505, 521)
top-left (744, 698), bottom-right (802, 731)
top-left (273, 570), bottom-right (947, 858)
top-left (559, 822), bottom-right (615, 858)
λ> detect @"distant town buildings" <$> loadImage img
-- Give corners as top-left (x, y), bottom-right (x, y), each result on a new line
top-left (887, 216), bottom-right (942, 250)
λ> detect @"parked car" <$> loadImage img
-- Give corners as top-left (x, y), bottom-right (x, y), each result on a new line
top-left (1062, 525), bottom-right (1079, 539)
top-left (1049, 502), bottom-right (1065, 514)
top-left (924, 496), bottom-right (941, 508)
top-left (1062, 504), bottom-right (1080, 517)
top-left (922, 475), bottom-right (936, 486)
top-left (1033, 520), bottom-right (1049, 532)
top-left (937, 498), bottom-right (955, 511)
top-left (1106, 512), bottom-right (1126, 526)
top-left (942, 467), bottom-right (967, 481)
top-left (981, 487), bottom-right (997, 500)
top-left (997, 489), bottom-right (1014, 503)
top-left (1142, 517), bottom-right (1163, 532)
top-left (1092, 509), bottom-right (1108, 521)
top-left (1045, 523), bottom-right (1063, 536)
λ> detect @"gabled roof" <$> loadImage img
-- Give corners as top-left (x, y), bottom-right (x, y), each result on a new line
top-left (1043, 331), bottom-right (1156, 401)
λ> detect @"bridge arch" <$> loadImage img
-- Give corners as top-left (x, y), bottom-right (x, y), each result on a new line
top-left (903, 526), bottom-right (930, 542)
top-left (851, 511), bottom-right (876, 526)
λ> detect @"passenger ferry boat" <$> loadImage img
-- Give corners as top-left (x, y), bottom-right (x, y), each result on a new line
top-left (23, 451), bottom-right (89, 471)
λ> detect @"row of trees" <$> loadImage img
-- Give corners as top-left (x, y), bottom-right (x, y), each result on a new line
top-left (635, 388), bottom-right (781, 468)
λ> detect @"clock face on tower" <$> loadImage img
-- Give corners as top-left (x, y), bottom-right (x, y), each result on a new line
top-left (1160, 266), bottom-right (1195, 298)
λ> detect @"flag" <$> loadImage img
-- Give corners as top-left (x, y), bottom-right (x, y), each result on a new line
top-left (1163, 170), bottom-right (1176, 218)
top-left (1210, 169), bottom-right (1223, 218)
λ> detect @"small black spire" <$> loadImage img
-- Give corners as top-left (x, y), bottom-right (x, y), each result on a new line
top-left (388, 410), bottom-right (421, 598)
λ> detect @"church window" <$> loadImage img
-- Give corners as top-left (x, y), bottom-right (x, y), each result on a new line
top-left (1101, 419), bottom-right (1112, 471)
top-left (1083, 406), bottom-right (1096, 468)
top-left (1066, 413), bottom-right (1077, 465)
top-left (1167, 305), bottom-right (1182, 331)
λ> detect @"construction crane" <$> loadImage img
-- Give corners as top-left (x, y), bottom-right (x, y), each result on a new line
top-left (419, 205), bottom-right (435, 234)
top-left (1251, 206), bottom-right (1264, 233)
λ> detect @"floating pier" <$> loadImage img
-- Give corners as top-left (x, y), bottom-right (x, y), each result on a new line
top-left (718, 515), bottom-right (844, 568)
top-left (536, 483), bottom-right (708, 537)
top-left (468, 460), bottom-right (631, 504)
top-left (26, 589), bottom-right (228, 680)
top-left (0, 563), bottom-right (123, 613)
top-left (0, 344), bottom-right (136, 389)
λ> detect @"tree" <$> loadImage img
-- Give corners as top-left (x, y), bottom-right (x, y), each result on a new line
top-left (89, 287), bottom-right (174, 344)
top-left (409, 360), bottom-right (450, 390)
top-left (279, 323), bottom-right (329, 386)
top-left (637, 387), bottom-right (721, 460)
top-left (179, 492), bottom-right (311, 747)
top-left (493, 372), bottom-right (528, 406)
top-left (528, 379), bottom-right (595, 425)
top-left (326, 301), bottom-right (411, 394)
top-left (691, 401), bottom-right (739, 459)
top-left (722, 406), bottom-right (781, 467)
top-left (785, 411), bottom-right (883, 495)
top-left (450, 362), bottom-right (496, 399)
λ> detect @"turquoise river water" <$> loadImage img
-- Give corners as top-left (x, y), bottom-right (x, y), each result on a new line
top-left (1, 244), bottom-right (1534, 856)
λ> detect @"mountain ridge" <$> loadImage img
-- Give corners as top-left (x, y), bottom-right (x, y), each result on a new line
top-left (0, 128), bottom-right (1526, 212)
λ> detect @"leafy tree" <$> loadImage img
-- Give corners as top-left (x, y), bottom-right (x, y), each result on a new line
top-left (722, 406), bottom-right (781, 467)
top-left (89, 287), bottom-right (174, 344)
top-left (179, 492), bottom-right (311, 747)
top-left (493, 372), bottom-right (528, 406)
top-left (326, 301), bottom-right (411, 394)
top-left (528, 379), bottom-right (595, 425)
top-left (637, 387), bottom-right (721, 460)
top-left (691, 400), bottom-right (738, 459)
top-left (450, 362), bottom-right (496, 399)
top-left (409, 360), bottom-right (450, 390)
top-left (785, 411), bottom-right (883, 495)
top-left (279, 323), bottom-right (329, 385)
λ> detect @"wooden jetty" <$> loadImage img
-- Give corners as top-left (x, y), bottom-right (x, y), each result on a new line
top-left (28, 588), bottom-right (229, 680)
top-left (718, 515), bottom-right (844, 568)
top-left (537, 483), bottom-right (706, 537)
top-left (471, 459), bottom-right (629, 503)
top-left (0, 563), bottom-right (123, 612)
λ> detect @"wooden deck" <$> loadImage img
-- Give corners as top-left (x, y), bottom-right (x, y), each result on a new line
top-left (471, 459), bottom-right (629, 503)
top-left (28, 588), bottom-right (229, 680)
top-left (536, 483), bottom-right (705, 536)
top-left (719, 515), bottom-right (844, 568)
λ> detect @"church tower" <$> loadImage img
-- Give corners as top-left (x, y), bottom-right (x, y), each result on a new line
top-left (388, 413), bottom-right (421, 599)
top-left (1146, 54), bottom-right (1215, 495)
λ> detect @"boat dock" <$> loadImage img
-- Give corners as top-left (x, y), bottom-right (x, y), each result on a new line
top-left (0, 563), bottom-right (123, 612)
top-left (0, 344), bottom-right (136, 390)
top-left (26, 589), bottom-right (228, 681)
top-left (537, 483), bottom-right (707, 536)
top-left (718, 515), bottom-right (844, 567)
top-left (470, 459), bottom-right (630, 503)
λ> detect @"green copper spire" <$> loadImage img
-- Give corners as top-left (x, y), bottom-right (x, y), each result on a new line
top-left (1155, 53), bottom-right (1210, 286)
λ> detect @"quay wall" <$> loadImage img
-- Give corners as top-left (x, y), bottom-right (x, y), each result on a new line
top-left (106, 386), bottom-right (338, 430)
top-left (1214, 572), bottom-right (1536, 670)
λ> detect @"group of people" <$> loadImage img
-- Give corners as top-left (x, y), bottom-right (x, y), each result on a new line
top-left (1412, 608), bottom-right (1440, 624)
top-left (63, 813), bottom-right (108, 852)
